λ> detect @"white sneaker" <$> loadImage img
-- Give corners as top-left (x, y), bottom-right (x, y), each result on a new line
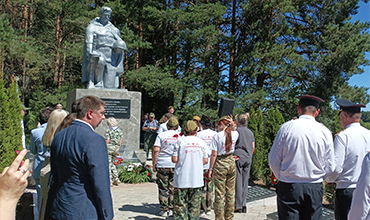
top-left (158, 210), bottom-right (167, 217)
top-left (168, 210), bottom-right (173, 216)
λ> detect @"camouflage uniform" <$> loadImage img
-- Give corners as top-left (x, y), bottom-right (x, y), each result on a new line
top-left (104, 127), bottom-right (123, 180)
top-left (156, 168), bottom-right (174, 212)
top-left (174, 187), bottom-right (202, 220)
top-left (213, 154), bottom-right (236, 220)
top-left (201, 169), bottom-right (214, 213)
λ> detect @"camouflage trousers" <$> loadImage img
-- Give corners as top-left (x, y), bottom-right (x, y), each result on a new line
top-left (108, 154), bottom-right (119, 180)
top-left (213, 154), bottom-right (236, 220)
top-left (156, 168), bottom-right (174, 211)
top-left (201, 169), bottom-right (214, 213)
top-left (174, 187), bottom-right (202, 220)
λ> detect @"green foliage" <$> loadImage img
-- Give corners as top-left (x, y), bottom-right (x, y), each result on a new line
top-left (118, 162), bottom-right (152, 184)
top-left (249, 107), bottom-right (285, 186)
top-left (249, 108), bottom-right (267, 182)
top-left (0, 79), bottom-right (23, 171)
top-left (324, 182), bottom-right (336, 205)
top-left (361, 120), bottom-right (370, 130)
top-left (362, 111), bottom-right (370, 123)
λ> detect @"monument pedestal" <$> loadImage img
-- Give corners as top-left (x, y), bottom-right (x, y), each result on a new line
top-left (67, 89), bottom-right (146, 162)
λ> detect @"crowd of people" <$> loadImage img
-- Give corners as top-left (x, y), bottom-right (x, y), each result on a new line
top-left (3, 94), bottom-right (370, 220)
top-left (144, 106), bottom-right (255, 219)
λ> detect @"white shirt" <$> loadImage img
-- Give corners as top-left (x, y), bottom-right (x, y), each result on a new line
top-left (154, 130), bottom-right (179, 168)
top-left (325, 123), bottom-right (370, 188)
top-left (197, 129), bottom-right (217, 169)
top-left (268, 115), bottom-right (335, 183)
top-left (210, 130), bottom-right (239, 155)
top-left (157, 121), bottom-right (182, 134)
top-left (348, 152), bottom-right (370, 220)
top-left (173, 136), bottom-right (207, 188)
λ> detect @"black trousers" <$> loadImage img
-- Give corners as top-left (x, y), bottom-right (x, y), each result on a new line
top-left (335, 188), bottom-right (355, 220)
top-left (277, 181), bottom-right (323, 220)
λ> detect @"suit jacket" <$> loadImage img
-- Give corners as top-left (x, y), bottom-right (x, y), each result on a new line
top-left (49, 120), bottom-right (114, 220)
top-left (234, 126), bottom-right (255, 167)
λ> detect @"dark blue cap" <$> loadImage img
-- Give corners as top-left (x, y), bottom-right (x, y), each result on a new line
top-left (336, 99), bottom-right (365, 113)
top-left (296, 95), bottom-right (324, 108)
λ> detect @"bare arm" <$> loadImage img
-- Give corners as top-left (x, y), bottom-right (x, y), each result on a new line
top-left (208, 150), bottom-right (217, 179)
top-left (105, 139), bottom-right (109, 145)
top-left (252, 141), bottom-right (255, 151)
top-left (152, 146), bottom-right (161, 172)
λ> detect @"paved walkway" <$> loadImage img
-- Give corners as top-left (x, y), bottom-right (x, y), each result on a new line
top-left (111, 182), bottom-right (277, 220)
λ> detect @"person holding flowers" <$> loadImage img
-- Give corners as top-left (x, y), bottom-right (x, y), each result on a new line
top-left (152, 117), bottom-right (180, 217)
top-left (172, 120), bottom-right (208, 220)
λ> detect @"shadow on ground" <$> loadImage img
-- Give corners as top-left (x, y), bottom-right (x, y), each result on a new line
top-left (118, 203), bottom-right (211, 220)
top-left (118, 203), bottom-right (162, 219)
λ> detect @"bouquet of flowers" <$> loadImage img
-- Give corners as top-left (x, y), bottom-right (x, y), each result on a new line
top-left (118, 162), bottom-right (152, 184)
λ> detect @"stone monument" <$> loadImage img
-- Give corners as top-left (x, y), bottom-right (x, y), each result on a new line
top-left (67, 6), bottom-right (145, 162)
top-left (81, 6), bottom-right (126, 89)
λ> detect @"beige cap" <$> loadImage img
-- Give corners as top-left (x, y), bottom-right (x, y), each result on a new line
top-left (167, 117), bottom-right (179, 127)
top-left (184, 120), bottom-right (198, 133)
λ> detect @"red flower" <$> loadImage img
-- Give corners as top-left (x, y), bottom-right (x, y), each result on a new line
top-left (135, 170), bottom-right (138, 172)
top-left (114, 162), bottom-right (117, 165)
top-left (173, 134), bottom-right (179, 138)
top-left (15, 150), bottom-right (20, 154)
top-left (179, 132), bottom-right (184, 136)
top-left (147, 165), bottom-right (151, 169)
top-left (253, 150), bottom-right (256, 154)
top-left (148, 173), bottom-right (151, 176)
top-left (271, 173), bottom-right (278, 185)
top-left (204, 171), bottom-right (211, 183)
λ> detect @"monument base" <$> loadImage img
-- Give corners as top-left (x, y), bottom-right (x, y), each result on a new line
top-left (67, 89), bottom-right (143, 162)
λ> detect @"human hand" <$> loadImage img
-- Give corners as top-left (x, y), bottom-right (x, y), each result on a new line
top-left (234, 155), bottom-right (239, 161)
top-left (208, 170), bottom-right (213, 179)
top-left (0, 149), bottom-right (29, 206)
top-left (152, 164), bottom-right (157, 172)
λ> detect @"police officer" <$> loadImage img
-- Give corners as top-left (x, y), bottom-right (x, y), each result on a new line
top-left (325, 99), bottom-right (370, 220)
top-left (269, 95), bottom-right (335, 220)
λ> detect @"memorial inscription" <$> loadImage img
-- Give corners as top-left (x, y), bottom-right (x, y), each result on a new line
top-left (102, 98), bottom-right (130, 119)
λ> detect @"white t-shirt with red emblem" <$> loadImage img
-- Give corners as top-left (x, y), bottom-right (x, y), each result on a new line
top-left (172, 136), bottom-right (207, 188)
top-left (197, 129), bottom-right (217, 169)
top-left (154, 130), bottom-right (180, 168)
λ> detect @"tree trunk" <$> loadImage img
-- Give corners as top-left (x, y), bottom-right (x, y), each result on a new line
top-left (229, 0), bottom-right (237, 94)
top-left (54, 13), bottom-right (62, 85)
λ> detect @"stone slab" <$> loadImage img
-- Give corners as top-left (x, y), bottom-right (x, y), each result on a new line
top-left (67, 89), bottom-right (142, 162)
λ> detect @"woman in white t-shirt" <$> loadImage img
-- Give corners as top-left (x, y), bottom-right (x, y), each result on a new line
top-left (172, 120), bottom-right (208, 220)
top-left (152, 117), bottom-right (180, 217)
top-left (208, 115), bottom-right (239, 220)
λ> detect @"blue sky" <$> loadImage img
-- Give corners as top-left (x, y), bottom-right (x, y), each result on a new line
top-left (349, 1), bottom-right (370, 111)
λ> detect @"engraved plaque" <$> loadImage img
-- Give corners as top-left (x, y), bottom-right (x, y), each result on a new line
top-left (102, 98), bottom-right (130, 119)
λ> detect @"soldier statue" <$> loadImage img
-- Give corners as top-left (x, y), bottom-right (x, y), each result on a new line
top-left (82, 6), bottom-right (127, 89)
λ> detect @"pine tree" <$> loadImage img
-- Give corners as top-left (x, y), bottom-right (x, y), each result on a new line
top-left (0, 78), bottom-right (22, 171)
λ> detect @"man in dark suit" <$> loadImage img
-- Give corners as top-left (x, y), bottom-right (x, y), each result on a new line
top-left (48, 96), bottom-right (114, 220)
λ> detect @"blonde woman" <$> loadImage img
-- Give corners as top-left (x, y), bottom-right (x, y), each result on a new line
top-left (39, 109), bottom-right (68, 220)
